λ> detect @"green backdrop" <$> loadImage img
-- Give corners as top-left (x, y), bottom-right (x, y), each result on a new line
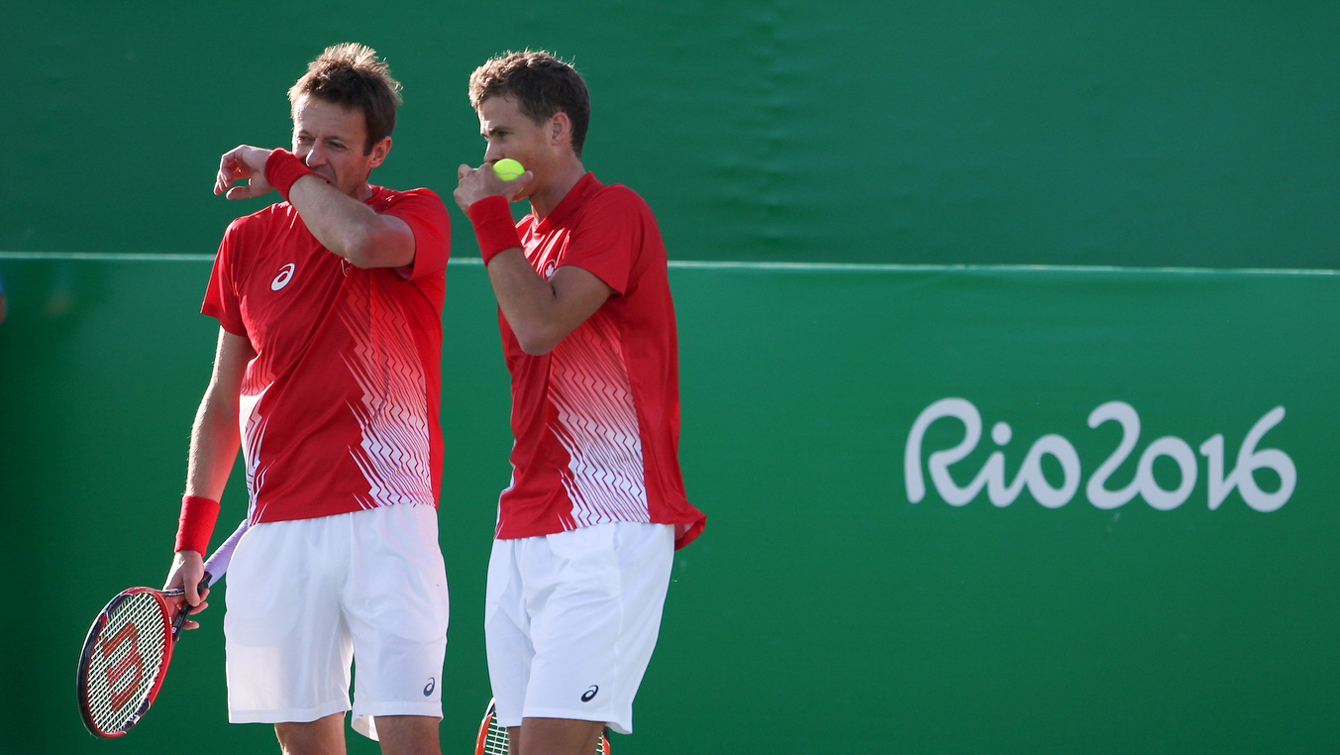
top-left (3, 1), bottom-right (1339, 754)
top-left (4, 1), bottom-right (1338, 269)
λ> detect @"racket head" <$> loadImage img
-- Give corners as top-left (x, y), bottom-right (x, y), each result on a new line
top-left (473, 698), bottom-right (612, 755)
top-left (76, 587), bottom-right (177, 738)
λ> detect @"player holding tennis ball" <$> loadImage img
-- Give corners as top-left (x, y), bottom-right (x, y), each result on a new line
top-left (454, 51), bottom-right (705, 755)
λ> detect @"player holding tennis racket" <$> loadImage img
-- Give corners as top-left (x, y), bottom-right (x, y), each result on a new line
top-left (164, 43), bottom-right (452, 755)
top-left (455, 52), bottom-right (706, 755)
top-left (77, 521), bottom-right (247, 738)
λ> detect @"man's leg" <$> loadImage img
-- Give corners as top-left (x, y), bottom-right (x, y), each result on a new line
top-left (509, 719), bottom-right (605, 755)
top-left (344, 506), bottom-right (449, 746)
top-left (228, 519), bottom-right (355, 750)
top-left (488, 524), bottom-right (675, 750)
top-left (374, 715), bottom-right (440, 755)
top-left (275, 712), bottom-right (346, 755)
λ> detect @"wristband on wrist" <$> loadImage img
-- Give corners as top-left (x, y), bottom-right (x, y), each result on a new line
top-left (175, 495), bottom-right (221, 554)
top-left (467, 195), bottom-right (524, 265)
top-left (265, 149), bottom-right (317, 201)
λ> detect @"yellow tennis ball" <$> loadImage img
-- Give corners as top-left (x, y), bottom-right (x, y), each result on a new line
top-left (493, 158), bottom-right (525, 181)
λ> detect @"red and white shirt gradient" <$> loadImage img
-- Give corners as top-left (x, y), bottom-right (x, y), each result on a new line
top-left (497, 173), bottom-right (706, 549)
top-left (202, 186), bottom-right (451, 524)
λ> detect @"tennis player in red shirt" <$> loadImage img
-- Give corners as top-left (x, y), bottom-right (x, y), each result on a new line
top-left (454, 51), bottom-right (706, 755)
top-left (164, 44), bottom-right (451, 755)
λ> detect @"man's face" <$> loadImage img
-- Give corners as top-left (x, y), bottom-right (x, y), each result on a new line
top-left (478, 96), bottom-right (557, 200)
top-left (292, 95), bottom-right (388, 199)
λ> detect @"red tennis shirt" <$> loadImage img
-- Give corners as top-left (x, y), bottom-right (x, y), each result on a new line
top-left (202, 186), bottom-right (451, 524)
top-left (496, 173), bottom-right (706, 549)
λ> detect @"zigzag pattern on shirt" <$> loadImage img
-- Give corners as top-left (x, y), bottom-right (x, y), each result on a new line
top-left (239, 386), bottom-right (271, 524)
top-left (338, 275), bottom-right (433, 509)
top-left (548, 311), bottom-right (649, 528)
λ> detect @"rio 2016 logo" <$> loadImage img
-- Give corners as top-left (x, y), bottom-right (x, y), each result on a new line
top-left (905, 399), bottom-right (1296, 512)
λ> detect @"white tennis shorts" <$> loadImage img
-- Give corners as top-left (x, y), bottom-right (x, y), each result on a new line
top-left (485, 521), bottom-right (674, 735)
top-left (224, 503), bottom-right (449, 741)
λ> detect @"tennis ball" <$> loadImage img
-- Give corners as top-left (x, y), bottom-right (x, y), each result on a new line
top-left (493, 158), bottom-right (525, 181)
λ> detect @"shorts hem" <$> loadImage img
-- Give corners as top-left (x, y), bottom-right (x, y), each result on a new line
top-left (353, 701), bottom-right (444, 719)
top-left (229, 701), bottom-right (350, 725)
top-left (351, 702), bottom-right (443, 741)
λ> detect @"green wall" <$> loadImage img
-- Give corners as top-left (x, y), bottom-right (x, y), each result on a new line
top-left (1, 258), bottom-right (1336, 754)
top-left (4, 1), bottom-right (1338, 268)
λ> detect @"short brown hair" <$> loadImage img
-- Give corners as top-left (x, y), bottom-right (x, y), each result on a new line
top-left (288, 43), bottom-right (402, 154)
top-left (469, 51), bottom-right (590, 158)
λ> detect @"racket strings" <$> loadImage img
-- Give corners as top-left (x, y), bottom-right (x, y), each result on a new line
top-left (482, 713), bottom-right (509, 754)
top-left (84, 592), bottom-right (170, 733)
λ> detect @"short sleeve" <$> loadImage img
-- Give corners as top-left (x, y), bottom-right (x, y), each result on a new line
top-left (382, 189), bottom-right (451, 283)
top-left (560, 188), bottom-right (644, 295)
top-left (202, 221), bottom-right (247, 336)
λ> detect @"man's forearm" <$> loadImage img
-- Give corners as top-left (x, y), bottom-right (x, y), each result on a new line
top-left (486, 249), bottom-right (571, 355)
top-left (218, 146), bottom-right (414, 269)
top-left (286, 173), bottom-right (414, 268)
top-left (185, 392), bottom-right (242, 501)
top-left (484, 250), bottom-right (614, 356)
top-left (456, 166), bottom-right (612, 353)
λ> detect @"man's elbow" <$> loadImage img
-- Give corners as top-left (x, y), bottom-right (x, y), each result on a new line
top-left (345, 251), bottom-right (376, 269)
top-left (517, 336), bottom-right (558, 356)
top-left (516, 327), bottom-right (563, 356)
top-left (338, 229), bottom-right (380, 268)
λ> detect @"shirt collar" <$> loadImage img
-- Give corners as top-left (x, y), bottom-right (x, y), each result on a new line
top-left (535, 172), bottom-right (601, 232)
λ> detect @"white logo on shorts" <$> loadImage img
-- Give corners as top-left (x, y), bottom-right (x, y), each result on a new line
top-left (271, 263), bottom-right (296, 290)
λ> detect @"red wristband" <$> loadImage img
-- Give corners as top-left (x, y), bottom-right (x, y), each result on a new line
top-left (174, 495), bottom-right (220, 554)
top-left (264, 149), bottom-right (317, 201)
top-left (467, 195), bottom-right (523, 265)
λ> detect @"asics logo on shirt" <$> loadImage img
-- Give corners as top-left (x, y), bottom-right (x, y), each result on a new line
top-left (581, 685), bottom-right (599, 702)
top-left (271, 263), bottom-right (296, 290)
top-left (422, 677), bottom-right (435, 696)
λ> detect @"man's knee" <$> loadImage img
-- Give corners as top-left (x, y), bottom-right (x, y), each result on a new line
top-left (515, 717), bottom-right (606, 755)
top-left (274, 712), bottom-right (346, 755)
top-left (374, 714), bottom-right (441, 755)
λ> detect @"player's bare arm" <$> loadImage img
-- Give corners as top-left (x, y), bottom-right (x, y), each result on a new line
top-left (486, 254), bottom-right (613, 356)
top-left (164, 327), bottom-right (253, 627)
top-left (214, 142), bottom-right (416, 269)
top-left (288, 173), bottom-right (415, 269)
top-left (455, 164), bottom-right (613, 355)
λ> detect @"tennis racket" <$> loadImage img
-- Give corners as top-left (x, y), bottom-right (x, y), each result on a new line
top-left (76, 519), bottom-right (249, 738)
top-left (476, 697), bottom-right (612, 755)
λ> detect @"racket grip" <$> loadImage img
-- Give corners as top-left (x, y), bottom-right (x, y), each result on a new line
top-left (170, 573), bottom-right (212, 639)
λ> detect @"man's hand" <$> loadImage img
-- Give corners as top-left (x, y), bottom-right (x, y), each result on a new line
top-left (216, 145), bottom-right (276, 200)
top-left (164, 550), bottom-right (210, 630)
top-left (454, 162), bottom-right (533, 212)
